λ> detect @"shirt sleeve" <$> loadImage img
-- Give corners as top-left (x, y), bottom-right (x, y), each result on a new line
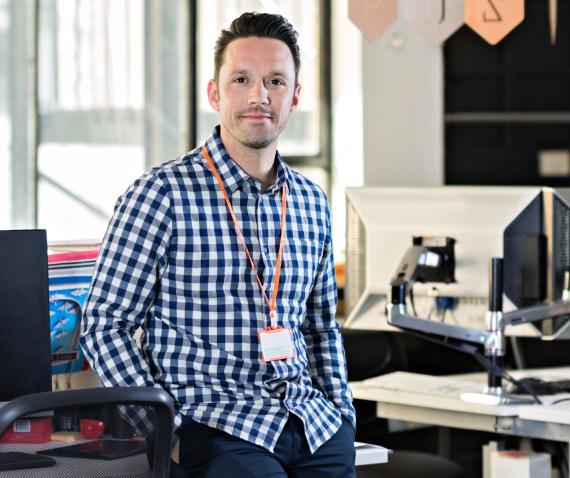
top-left (300, 204), bottom-right (356, 430)
top-left (80, 173), bottom-right (175, 414)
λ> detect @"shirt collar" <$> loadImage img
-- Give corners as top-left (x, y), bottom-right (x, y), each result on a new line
top-left (202, 126), bottom-right (290, 195)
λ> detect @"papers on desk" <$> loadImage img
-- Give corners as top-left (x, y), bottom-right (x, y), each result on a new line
top-left (353, 371), bottom-right (521, 416)
top-left (355, 442), bottom-right (391, 466)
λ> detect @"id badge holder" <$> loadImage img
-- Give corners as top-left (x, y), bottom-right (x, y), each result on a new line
top-left (258, 326), bottom-right (294, 362)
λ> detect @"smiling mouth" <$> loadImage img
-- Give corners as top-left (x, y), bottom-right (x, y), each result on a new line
top-left (240, 108), bottom-right (273, 121)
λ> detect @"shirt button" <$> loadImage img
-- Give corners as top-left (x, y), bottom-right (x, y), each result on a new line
top-left (264, 247), bottom-right (269, 254)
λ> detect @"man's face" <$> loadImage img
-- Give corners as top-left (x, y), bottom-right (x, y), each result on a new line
top-left (208, 37), bottom-right (301, 152)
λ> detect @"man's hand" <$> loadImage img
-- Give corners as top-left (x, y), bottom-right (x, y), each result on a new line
top-left (172, 439), bottom-right (180, 464)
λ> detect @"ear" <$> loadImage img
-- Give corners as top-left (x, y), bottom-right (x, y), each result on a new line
top-left (207, 79), bottom-right (220, 111)
top-left (290, 83), bottom-right (301, 113)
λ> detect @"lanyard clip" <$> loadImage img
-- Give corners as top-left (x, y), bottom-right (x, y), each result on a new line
top-left (269, 309), bottom-right (278, 329)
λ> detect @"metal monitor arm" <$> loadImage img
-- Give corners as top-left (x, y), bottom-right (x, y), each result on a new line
top-left (387, 245), bottom-right (570, 392)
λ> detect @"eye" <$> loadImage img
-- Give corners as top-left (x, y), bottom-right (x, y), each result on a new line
top-left (268, 78), bottom-right (285, 87)
top-left (233, 77), bottom-right (247, 84)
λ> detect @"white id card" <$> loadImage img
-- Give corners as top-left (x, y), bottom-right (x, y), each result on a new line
top-left (258, 326), bottom-right (294, 362)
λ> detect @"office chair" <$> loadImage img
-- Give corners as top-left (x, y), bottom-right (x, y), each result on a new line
top-left (341, 328), bottom-right (467, 478)
top-left (0, 386), bottom-right (174, 477)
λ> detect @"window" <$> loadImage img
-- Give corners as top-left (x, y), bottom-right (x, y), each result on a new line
top-left (4, 0), bottom-right (189, 242)
top-left (37, 0), bottom-right (147, 241)
top-left (3, 0), bottom-right (331, 241)
top-left (0, 0), bottom-right (10, 229)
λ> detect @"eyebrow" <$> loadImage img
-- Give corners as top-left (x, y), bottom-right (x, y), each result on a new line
top-left (229, 68), bottom-right (289, 78)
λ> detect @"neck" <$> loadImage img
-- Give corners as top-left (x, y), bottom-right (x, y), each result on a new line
top-left (221, 133), bottom-right (278, 192)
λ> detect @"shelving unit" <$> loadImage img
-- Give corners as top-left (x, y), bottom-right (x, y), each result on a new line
top-left (444, 0), bottom-right (570, 187)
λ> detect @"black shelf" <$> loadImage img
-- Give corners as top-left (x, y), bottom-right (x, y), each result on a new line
top-left (444, 0), bottom-right (570, 186)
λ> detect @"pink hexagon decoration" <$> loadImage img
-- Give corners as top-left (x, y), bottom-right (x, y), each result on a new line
top-left (349, 0), bottom-right (398, 43)
top-left (465, 0), bottom-right (525, 45)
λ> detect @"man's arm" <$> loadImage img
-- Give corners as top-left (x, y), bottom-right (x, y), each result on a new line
top-left (80, 174), bottom-right (172, 391)
top-left (301, 207), bottom-right (356, 429)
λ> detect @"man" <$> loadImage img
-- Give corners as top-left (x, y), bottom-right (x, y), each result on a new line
top-left (81, 11), bottom-right (356, 478)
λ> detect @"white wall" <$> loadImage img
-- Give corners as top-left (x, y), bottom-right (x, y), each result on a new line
top-left (331, 8), bottom-right (444, 260)
top-left (331, 0), bottom-right (363, 260)
top-left (362, 17), bottom-right (443, 186)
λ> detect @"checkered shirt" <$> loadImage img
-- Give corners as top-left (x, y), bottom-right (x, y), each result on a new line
top-left (80, 127), bottom-right (355, 453)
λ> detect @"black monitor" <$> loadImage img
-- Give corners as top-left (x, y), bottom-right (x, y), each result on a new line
top-left (503, 188), bottom-right (570, 339)
top-left (0, 229), bottom-right (52, 401)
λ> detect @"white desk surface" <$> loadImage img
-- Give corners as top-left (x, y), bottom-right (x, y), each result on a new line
top-left (351, 372), bottom-right (519, 417)
top-left (519, 401), bottom-right (570, 425)
top-left (352, 366), bottom-right (570, 412)
top-left (351, 367), bottom-right (570, 477)
top-left (350, 366), bottom-right (570, 441)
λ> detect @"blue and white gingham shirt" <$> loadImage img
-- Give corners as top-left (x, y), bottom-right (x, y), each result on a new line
top-left (80, 127), bottom-right (355, 453)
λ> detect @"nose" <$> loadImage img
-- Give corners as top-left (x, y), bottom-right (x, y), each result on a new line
top-left (248, 81), bottom-right (269, 106)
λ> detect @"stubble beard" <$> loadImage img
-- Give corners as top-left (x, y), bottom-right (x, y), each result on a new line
top-left (241, 136), bottom-right (274, 150)
top-left (233, 120), bottom-right (280, 151)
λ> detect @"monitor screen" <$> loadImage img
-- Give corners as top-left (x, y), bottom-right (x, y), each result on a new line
top-left (0, 229), bottom-right (52, 401)
top-left (344, 186), bottom-right (570, 340)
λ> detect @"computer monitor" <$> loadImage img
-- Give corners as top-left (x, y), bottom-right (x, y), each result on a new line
top-left (344, 186), bottom-right (570, 340)
top-left (0, 229), bottom-right (52, 401)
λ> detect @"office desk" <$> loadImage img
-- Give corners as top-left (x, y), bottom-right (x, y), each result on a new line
top-left (0, 442), bottom-right (387, 477)
top-left (0, 397), bottom-right (388, 475)
top-left (0, 444), bottom-right (150, 477)
top-left (351, 367), bottom-right (570, 478)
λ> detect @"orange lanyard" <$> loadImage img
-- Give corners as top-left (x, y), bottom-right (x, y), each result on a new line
top-left (202, 145), bottom-right (287, 329)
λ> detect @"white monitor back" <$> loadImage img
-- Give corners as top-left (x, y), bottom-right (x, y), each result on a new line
top-left (344, 186), bottom-right (542, 332)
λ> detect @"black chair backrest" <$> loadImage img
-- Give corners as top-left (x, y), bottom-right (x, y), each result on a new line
top-left (0, 386), bottom-right (174, 477)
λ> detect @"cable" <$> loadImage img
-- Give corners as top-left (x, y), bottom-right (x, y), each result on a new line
top-left (469, 351), bottom-right (542, 404)
top-left (409, 287), bottom-right (418, 317)
top-left (550, 397), bottom-right (570, 405)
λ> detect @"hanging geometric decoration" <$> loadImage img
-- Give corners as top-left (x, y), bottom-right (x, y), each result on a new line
top-left (348, 0), bottom-right (398, 43)
top-left (464, 0), bottom-right (525, 45)
top-left (403, 0), bottom-right (464, 45)
top-left (549, 0), bottom-right (557, 45)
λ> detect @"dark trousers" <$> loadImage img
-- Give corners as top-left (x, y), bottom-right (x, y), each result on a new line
top-left (170, 414), bottom-right (356, 478)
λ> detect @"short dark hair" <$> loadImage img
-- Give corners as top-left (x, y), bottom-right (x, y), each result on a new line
top-left (213, 12), bottom-right (301, 84)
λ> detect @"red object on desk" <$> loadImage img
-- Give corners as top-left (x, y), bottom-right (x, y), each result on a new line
top-left (0, 417), bottom-right (51, 444)
top-left (80, 419), bottom-right (105, 439)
